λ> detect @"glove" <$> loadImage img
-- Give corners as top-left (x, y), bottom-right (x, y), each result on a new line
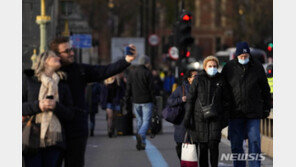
top-left (262, 110), bottom-right (270, 119)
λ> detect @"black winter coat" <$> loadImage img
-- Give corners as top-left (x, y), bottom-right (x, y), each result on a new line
top-left (221, 57), bottom-right (271, 119)
top-left (22, 69), bottom-right (75, 149)
top-left (166, 81), bottom-right (190, 143)
top-left (59, 59), bottom-right (130, 139)
top-left (126, 65), bottom-right (155, 103)
top-left (184, 71), bottom-right (230, 142)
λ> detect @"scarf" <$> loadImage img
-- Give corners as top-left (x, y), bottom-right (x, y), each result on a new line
top-left (35, 73), bottom-right (63, 147)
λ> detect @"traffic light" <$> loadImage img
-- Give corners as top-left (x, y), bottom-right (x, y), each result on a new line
top-left (177, 10), bottom-right (194, 48)
top-left (186, 51), bottom-right (191, 57)
top-left (267, 42), bottom-right (273, 52)
top-left (266, 42), bottom-right (273, 57)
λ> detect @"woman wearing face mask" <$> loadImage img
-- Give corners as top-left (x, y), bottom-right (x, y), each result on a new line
top-left (166, 69), bottom-right (198, 160)
top-left (183, 56), bottom-right (230, 167)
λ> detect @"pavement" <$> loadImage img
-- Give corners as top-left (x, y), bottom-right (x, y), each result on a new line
top-left (84, 109), bottom-right (273, 167)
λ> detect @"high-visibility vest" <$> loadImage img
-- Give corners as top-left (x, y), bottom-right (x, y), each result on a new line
top-left (268, 77), bottom-right (273, 94)
top-left (172, 83), bottom-right (178, 92)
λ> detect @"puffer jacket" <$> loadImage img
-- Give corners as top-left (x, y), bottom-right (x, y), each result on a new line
top-left (166, 81), bottom-right (190, 143)
top-left (221, 57), bottom-right (271, 119)
top-left (184, 71), bottom-right (230, 142)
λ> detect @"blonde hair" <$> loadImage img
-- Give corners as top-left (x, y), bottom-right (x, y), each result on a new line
top-left (33, 50), bottom-right (66, 80)
top-left (104, 75), bottom-right (120, 86)
top-left (203, 56), bottom-right (219, 69)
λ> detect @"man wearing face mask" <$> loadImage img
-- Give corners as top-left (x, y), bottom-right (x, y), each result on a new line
top-left (221, 42), bottom-right (271, 167)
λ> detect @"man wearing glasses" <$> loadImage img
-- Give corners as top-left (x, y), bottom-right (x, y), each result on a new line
top-left (49, 37), bottom-right (137, 167)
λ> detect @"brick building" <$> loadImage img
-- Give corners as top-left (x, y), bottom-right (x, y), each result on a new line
top-left (192, 0), bottom-right (234, 58)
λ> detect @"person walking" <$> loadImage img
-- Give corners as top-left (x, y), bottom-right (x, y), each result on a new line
top-left (163, 71), bottom-right (175, 105)
top-left (166, 69), bottom-right (197, 160)
top-left (85, 82), bottom-right (101, 137)
top-left (49, 37), bottom-right (137, 167)
top-left (184, 56), bottom-right (230, 167)
top-left (22, 51), bottom-right (77, 167)
top-left (221, 42), bottom-right (271, 167)
top-left (125, 56), bottom-right (155, 150)
top-left (152, 69), bottom-right (163, 96)
top-left (100, 76), bottom-right (125, 138)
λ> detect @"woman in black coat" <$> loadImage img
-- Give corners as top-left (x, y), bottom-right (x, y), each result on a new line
top-left (167, 69), bottom-right (198, 160)
top-left (184, 56), bottom-right (230, 167)
top-left (22, 51), bottom-right (76, 167)
top-left (100, 75), bottom-right (125, 137)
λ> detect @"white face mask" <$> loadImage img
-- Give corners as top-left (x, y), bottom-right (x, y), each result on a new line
top-left (206, 67), bottom-right (218, 76)
top-left (238, 57), bottom-right (250, 65)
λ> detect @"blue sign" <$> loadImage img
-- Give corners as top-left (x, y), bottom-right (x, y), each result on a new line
top-left (70, 34), bottom-right (92, 48)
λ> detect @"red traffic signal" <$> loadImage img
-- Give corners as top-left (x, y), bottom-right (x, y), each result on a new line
top-left (180, 10), bottom-right (192, 22)
top-left (267, 43), bottom-right (273, 52)
top-left (180, 72), bottom-right (184, 76)
top-left (182, 15), bottom-right (192, 21)
top-left (186, 51), bottom-right (191, 57)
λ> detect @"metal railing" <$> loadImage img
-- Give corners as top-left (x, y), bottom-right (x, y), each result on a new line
top-left (260, 109), bottom-right (273, 138)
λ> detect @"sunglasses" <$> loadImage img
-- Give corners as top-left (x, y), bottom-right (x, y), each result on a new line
top-left (59, 48), bottom-right (74, 54)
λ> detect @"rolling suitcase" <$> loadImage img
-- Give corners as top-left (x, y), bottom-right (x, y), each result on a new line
top-left (114, 103), bottom-right (133, 136)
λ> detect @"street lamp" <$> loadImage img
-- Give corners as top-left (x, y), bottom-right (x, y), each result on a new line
top-left (36, 0), bottom-right (51, 54)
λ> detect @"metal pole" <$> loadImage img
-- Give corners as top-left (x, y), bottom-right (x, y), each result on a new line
top-left (140, 0), bottom-right (144, 37)
top-left (181, 0), bottom-right (185, 10)
top-left (151, 0), bottom-right (156, 68)
top-left (36, 0), bottom-right (51, 54)
top-left (176, 0), bottom-right (179, 21)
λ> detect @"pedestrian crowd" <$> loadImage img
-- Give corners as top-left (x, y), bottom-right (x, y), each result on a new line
top-left (22, 39), bottom-right (272, 167)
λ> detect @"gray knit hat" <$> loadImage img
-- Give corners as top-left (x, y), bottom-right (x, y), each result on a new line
top-left (138, 55), bottom-right (150, 65)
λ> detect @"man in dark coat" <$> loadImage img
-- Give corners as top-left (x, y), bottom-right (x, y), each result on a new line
top-left (49, 37), bottom-right (137, 167)
top-left (125, 56), bottom-right (155, 150)
top-left (221, 42), bottom-right (271, 167)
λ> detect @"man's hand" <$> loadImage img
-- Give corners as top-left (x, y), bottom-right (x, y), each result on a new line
top-left (125, 44), bottom-right (137, 63)
top-left (39, 99), bottom-right (56, 112)
top-left (182, 96), bottom-right (187, 102)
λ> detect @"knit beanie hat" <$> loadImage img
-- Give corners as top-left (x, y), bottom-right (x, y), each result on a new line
top-left (235, 42), bottom-right (250, 56)
top-left (138, 55), bottom-right (150, 65)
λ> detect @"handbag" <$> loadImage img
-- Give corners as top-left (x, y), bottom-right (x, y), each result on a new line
top-left (198, 92), bottom-right (218, 120)
top-left (162, 86), bottom-right (185, 125)
top-left (150, 105), bottom-right (161, 138)
top-left (181, 131), bottom-right (198, 167)
top-left (22, 115), bottom-right (40, 154)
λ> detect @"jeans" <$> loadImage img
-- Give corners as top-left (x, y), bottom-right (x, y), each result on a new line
top-left (24, 147), bottom-right (61, 167)
top-left (228, 119), bottom-right (261, 167)
top-left (133, 103), bottom-right (153, 144)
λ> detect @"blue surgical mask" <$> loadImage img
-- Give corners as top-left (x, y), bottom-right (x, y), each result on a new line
top-left (206, 67), bottom-right (218, 76)
top-left (238, 58), bottom-right (249, 65)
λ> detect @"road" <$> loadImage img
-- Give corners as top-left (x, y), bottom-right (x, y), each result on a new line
top-left (84, 109), bottom-right (273, 167)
